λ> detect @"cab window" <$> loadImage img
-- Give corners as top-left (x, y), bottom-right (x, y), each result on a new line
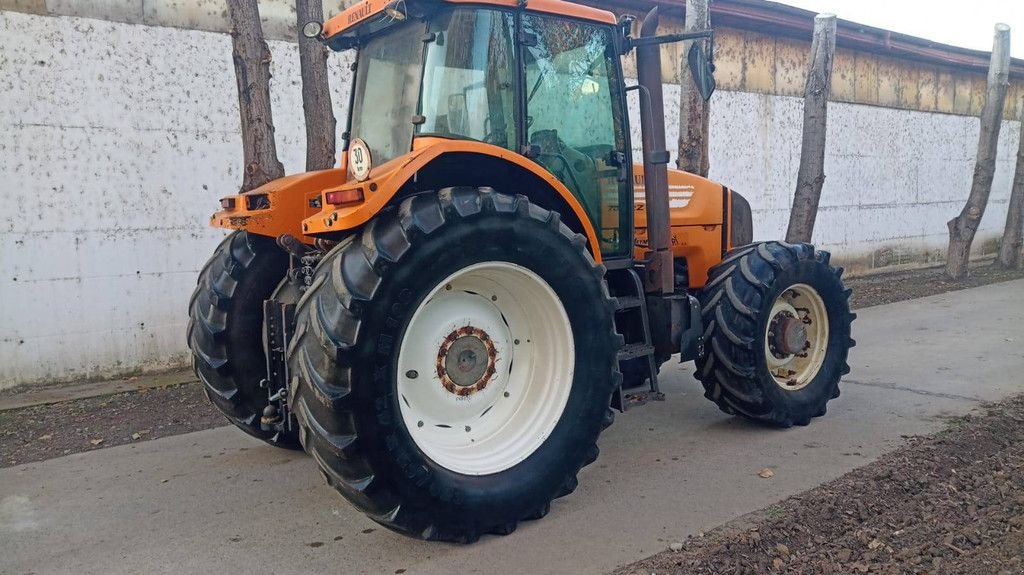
top-left (417, 9), bottom-right (517, 150)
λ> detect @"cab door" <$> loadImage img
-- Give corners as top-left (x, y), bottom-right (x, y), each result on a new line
top-left (520, 14), bottom-right (632, 258)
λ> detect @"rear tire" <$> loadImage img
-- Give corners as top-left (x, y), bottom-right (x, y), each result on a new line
top-left (288, 187), bottom-right (621, 542)
top-left (187, 231), bottom-right (300, 448)
top-left (695, 241), bottom-right (855, 427)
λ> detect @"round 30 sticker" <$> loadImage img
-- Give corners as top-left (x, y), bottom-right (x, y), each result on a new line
top-left (349, 138), bottom-right (372, 181)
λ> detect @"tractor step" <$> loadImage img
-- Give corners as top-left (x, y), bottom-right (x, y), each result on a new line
top-left (615, 296), bottom-right (643, 311)
top-left (610, 268), bottom-right (661, 412)
top-left (617, 343), bottom-right (655, 361)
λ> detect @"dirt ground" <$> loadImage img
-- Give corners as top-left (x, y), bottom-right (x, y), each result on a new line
top-left (0, 383), bottom-right (224, 467)
top-left (614, 395), bottom-right (1024, 575)
top-left (1, 263), bottom-right (1022, 469)
top-left (844, 262), bottom-right (1024, 309)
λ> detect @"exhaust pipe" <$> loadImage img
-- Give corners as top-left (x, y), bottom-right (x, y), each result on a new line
top-left (636, 7), bottom-right (673, 295)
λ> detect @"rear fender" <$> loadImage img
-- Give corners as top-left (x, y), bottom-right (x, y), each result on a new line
top-left (304, 140), bottom-right (603, 262)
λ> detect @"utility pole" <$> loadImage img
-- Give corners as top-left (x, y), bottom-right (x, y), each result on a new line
top-left (945, 23), bottom-right (1011, 279)
top-left (995, 98), bottom-right (1024, 269)
top-left (297, 0), bottom-right (337, 171)
top-left (676, 0), bottom-right (710, 177)
top-left (785, 14), bottom-right (837, 244)
top-left (227, 0), bottom-right (285, 192)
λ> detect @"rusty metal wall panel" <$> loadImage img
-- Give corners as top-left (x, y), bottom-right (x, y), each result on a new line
top-left (898, 64), bottom-right (919, 109)
top-left (936, 70), bottom-right (956, 113)
top-left (1007, 85), bottom-right (1023, 120)
top-left (773, 37), bottom-right (808, 98)
top-left (713, 28), bottom-right (745, 91)
top-left (0, 0), bottom-right (47, 13)
top-left (831, 48), bottom-right (857, 103)
top-left (953, 75), bottom-right (974, 115)
top-left (919, 66), bottom-right (939, 112)
top-left (854, 53), bottom-right (879, 104)
top-left (742, 30), bottom-right (775, 93)
top-left (969, 75), bottom-right (986, 116)
top-left (876, 56), bottom-right (900, 108)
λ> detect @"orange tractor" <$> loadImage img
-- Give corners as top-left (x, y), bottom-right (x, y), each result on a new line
top-left (189, 0), bottom-right (854, 542)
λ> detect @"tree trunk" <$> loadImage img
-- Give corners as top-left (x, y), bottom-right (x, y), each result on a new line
top-left (785, 14), bottom-right (836, 244)
top-left (676, 0), bottom-right (710, 177)
top-left (227, 0), bottom-right (285, 193)
top-left (945, 23), bottom-right (1011, 280)
top-left (995, 99), bottom-right (1024, 269)
top-left (297, 0), bottom-right (337, 171)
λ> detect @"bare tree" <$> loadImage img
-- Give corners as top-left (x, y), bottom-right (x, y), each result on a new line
top-left (945, 23), bottom-right (1011, 279)
top-left (227, 0), bottom-right (285, 192)
top-left (996, 98), bottom-right (1024, 269)
top-left (785, 14), bottom-right (837, 244)
top-left (297, 0), bottom-right (337, 171)
top-left (676, 0), bottom-right (710, 177)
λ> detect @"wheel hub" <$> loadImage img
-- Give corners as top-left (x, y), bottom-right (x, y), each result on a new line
top-left (763, 284), bottom-right (830, 391)
top-left (770, 313), bottom-right (808, 356)
top-left (437, 327), bottom-right (497, 395)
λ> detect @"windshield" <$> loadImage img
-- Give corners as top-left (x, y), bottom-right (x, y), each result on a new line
top-left (348, 21), bottom-right (422, 165)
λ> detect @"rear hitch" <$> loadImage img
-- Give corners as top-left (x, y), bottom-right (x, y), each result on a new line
top-left (260, 236), bottom-right (330, 434)
top-left (260, 299), bottom-right (296, 434)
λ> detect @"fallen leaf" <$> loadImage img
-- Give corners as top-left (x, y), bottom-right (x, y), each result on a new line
top-left (772, 557), bottom-right (785, 569)
top-left (89, 438), bottom-right (104, 446)
top-left (758, 468), bottom-right (775, 479)
top-left (38, 434), bottom-right (52, 441)
top-left (868, 538), bottom-right (884, 550)
top-left (776, 543), bottom-right (791, 556)
top-left (669, 542), bottom-right (683, 552)
top-left (131, 433), bottom-right (141, 440)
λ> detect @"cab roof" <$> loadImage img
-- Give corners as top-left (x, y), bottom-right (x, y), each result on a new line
top-left (322, 0), bottom-right (617, 40)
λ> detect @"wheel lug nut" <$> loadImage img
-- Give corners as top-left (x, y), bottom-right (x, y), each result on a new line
top-left (417, 421), bottom-right (424, 428)
top-left (406, 370), bottom-right (418, 379)
top-left (464, 426), bottom-right (471, 432)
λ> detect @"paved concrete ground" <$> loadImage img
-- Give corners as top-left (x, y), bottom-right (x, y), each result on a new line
top-left (2, 280), bottom-right (1023, 575)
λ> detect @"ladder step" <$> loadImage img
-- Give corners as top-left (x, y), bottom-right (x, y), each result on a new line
top-left (617, 343), bottom-right (655, 361)
top-left (615, 296), bottom-right (643, 311)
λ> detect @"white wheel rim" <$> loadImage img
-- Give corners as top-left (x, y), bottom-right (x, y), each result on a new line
top-left (396, 261), bottom-right (574, 476)
top-left (763, 283), bottom-right (829, 391)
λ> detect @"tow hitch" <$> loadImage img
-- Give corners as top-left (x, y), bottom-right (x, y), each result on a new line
top-left (259, 298), bottom-right (295, 434)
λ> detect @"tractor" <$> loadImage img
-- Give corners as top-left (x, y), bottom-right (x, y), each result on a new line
top-left (188, 0), bottom-right (854, 542)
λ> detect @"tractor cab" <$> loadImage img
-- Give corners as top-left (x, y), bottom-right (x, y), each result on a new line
top-left (317, 0), bottom-right (634, 256)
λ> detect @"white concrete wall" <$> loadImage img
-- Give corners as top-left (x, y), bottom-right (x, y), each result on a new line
top-left (0, 11), bottom-right (352, 387)
top-left (0, 10), bottom-right (1018, 388)
top-left (628, 86), bottom-right (1019, 267)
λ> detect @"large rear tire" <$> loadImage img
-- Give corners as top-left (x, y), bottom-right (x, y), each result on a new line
top-left (187, 231), bottom-right (300, 448)
top-left (695, 241), bottom-right (855, 427)
top-left (288, 187), bottom-right (621, 542)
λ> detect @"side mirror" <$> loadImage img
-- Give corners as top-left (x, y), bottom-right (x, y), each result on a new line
top-left (687, 42), bottom-right (716, 101)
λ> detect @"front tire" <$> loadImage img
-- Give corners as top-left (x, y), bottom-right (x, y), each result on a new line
top-left (288, 187), bottom-right (621, 542)
top-left (695, 242), bottom-right (855, 427)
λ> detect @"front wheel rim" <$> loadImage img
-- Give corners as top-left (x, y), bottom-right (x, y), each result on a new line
top-left (396, 261), bottom-right (575, 476)
top-left (764, 283), bottom-right (829, 391)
